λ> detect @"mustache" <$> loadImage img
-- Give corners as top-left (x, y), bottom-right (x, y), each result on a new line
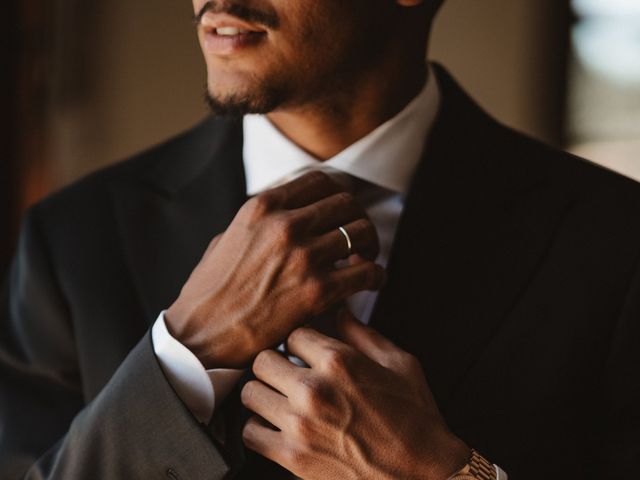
top-left (193, 1), bottom-right (280, 30)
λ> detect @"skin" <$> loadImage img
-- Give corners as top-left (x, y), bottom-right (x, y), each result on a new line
top-left (167, 171), bottom-right (384, 368)
top-left (169, 0), bottom-right (471, 477)
top-left (242, 310), bottom-right (470, 480)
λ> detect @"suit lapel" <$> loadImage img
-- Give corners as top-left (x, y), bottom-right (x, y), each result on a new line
top-left (111, 115), bottom-right (288, 475)
top-left (110, 117), bottom-right (247, 324)
top-left (370, 66), bottom-right (571, 409)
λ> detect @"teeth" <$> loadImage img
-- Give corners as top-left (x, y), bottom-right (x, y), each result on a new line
top-left (216, 27), bottom-right (248, 36)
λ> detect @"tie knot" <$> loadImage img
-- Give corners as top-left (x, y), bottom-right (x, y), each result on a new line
top-left (263, 166), bottom-right (392, 213)
top-left (289, 166), bottom-right (388, 200)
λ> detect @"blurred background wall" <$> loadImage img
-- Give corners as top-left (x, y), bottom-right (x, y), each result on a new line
top-left (2, 0), bottom-right (640, 274)
top-left (567, 0), bottom-right (640, 177)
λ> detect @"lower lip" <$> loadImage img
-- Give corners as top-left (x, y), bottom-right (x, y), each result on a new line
top-left (203, 31), bottom-right (267, 56)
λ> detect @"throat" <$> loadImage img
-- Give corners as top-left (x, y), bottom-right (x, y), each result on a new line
top-left (266, 67), bottom-right (428, 161)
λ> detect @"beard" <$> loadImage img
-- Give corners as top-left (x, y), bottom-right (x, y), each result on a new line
top-left (204, 77), bottom-right (290, 117)
top-left (204, 61), bottom-right (367, 119)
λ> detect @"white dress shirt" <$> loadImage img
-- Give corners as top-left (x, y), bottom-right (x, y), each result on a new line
top-left (151, 66), bottom-right (507, 479)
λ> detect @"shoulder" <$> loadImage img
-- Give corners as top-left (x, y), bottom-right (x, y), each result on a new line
top-left (433, 62), bottom-right (640, 223)
top-left (489, 122), bottom-right (640, 268)
top-left (31, 115), bottom-right (232, 225)
top-left (501, 123), bottom-right (640, 219)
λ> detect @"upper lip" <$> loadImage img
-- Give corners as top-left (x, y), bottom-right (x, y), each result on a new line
top-left (200, 13), bottom-right (266, 33)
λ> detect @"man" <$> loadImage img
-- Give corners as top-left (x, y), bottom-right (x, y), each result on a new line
top-left (2, 0), bottom-right (640, 478)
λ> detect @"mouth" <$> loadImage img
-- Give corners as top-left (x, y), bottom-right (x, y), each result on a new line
top-left (214, 26), bottom-right (258, 36)
top-left (201, 13), bottom-right (268, 55)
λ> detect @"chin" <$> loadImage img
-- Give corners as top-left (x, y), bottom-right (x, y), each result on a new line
top-left (205, 86), bottom-right (284, 117)
top-left (207, 64), bottom-right (255, 89)
top-left (205, 68), bottom-right (291, 116)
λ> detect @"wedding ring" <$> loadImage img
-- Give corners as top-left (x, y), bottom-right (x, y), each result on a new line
top-left (338, 226), bottom-right (353, 257)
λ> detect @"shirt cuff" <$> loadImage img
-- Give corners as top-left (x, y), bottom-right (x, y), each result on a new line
top-left (495, 465), bottom-right (508, 480)
top-left (151, 311), bottom-right (243, 424)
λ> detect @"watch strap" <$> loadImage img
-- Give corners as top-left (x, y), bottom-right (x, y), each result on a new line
top-left (448, 449), bottom-right (497, 480)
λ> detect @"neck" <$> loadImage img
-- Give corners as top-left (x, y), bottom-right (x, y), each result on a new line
top-left (267, 55), bottom-right (428, 161)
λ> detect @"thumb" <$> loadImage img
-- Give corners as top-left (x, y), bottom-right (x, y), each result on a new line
top-left (336, 308), bottom-right (404, 369)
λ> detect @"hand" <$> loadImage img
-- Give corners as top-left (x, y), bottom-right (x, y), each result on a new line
top-left (165, 171), bottom-right (385, 369)
top-left (241, 310), bottom-right (470, 480)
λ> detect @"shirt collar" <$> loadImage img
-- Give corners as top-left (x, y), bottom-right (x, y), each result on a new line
top-left (243, 65), bottom-right (441, 196)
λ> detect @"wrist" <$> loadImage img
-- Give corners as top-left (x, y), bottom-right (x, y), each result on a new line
top-left (421, 433), bottom-right (471, 480)
top-left (165, 302), bottom-right (249, 369)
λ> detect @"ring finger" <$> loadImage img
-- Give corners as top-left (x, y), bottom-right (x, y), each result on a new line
top-left (291, 192), bottom-right (367, 235)
top-left (308, 218), bottom-right (380, 264)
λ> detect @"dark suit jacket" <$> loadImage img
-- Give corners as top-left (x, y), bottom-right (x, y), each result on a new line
top-left (2, 66), bottom-right (640, 479)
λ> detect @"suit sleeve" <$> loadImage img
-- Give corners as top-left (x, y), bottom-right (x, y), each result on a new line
top-left (595, 254), bottom-right (640, 478)
top-left (0, 206), bottom-right (230, 479)
top-left (152, 312), bottom-right (244, 424)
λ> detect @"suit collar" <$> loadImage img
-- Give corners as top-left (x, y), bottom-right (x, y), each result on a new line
top-left (139, 115), bottom-right (244, 196)
top-left (242, 65), bottom-right (440, 196)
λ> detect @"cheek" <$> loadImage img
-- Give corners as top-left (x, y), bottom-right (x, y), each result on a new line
top-left (272, 2), bottom-right (357, 67)
top-left (279, 0), bottom-right (359, 42)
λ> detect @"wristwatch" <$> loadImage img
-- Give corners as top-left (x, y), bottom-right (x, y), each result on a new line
top-left (447, 449), bottom-right (497, 480)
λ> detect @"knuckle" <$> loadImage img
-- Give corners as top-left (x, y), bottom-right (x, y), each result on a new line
top-left (299, 376), bottom-right (320, 403)
top-left (253, 350), bottom-right (272, 373)
top-left (352, 219), bottom-right (379, 259)
top-left (355, 218), bottom-right (377, 242)
top-left (245, 193), bottom-right (278, 218)
top-left (396, 351), bottom-right (421, 371)
top-left (288, 327), bottom-right (310, 347)
top-left (300, 376), bottom-right (333, 410)
top-left (304, 278), bottom-right (328, 307)
top-left (335, 191), bottom-right (354, 206)
top-left (292, 246), bottom-right (315, 271)
top-left (290, 413), bottom-right (314, 440)
top-left (283, 446), bottom-right (307, 470)
top-left (352, 217), bottom-right (371, 232)
top-left (322, 348), bottom-right (348, 374)
top-left (270, 214), bottom-right (299, 245)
